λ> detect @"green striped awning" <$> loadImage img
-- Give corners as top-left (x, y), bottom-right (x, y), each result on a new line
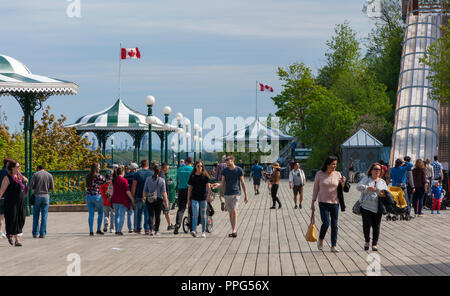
top-left (67, 98), bottom-right (176, 132)
top-left (0, 55), bottom-right (78, 95)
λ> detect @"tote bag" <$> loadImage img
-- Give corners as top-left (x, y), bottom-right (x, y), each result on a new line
top-left (305, 214), bottom-right (318, 242)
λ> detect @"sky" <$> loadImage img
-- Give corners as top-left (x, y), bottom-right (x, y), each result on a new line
top-left (0, 0), bottom-right (377, 150)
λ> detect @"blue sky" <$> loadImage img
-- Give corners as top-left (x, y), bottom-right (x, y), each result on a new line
top-left (0, 0), bottom-right (376, 149)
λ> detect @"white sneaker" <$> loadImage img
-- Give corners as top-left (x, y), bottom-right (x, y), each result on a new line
top-left (190, 231), bottom-right (197, 238)
top-left (154, 231), bottom-right (160, 236)
top-left (0, 232), bottom-right (6, 239)
top-left (330, 246), bottom-right (339, 253)
top-left (317, 239), bottom-right (323, 251)
top-left (109, 229), bottom-right (113, 233)
top-left (201, 232), bottom-right (206, 238)
top-left (18, 233), bottom-right (23, 237)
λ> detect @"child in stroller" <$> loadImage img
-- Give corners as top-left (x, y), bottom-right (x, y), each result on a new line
top-left (383, 187), bottom-right (410, 221)
top-left (183, 201), bottom-right (215, 234)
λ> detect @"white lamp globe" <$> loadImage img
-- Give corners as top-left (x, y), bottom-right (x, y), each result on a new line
top-left (193, 135), bottom-right (199, 142)
top-left (111, 144), bottom-right (114, 148)
top-left (110, 136), bottom-right (115, 141)
top-left (184, 118), bottom-right (191, 126)
top-left (198, 138), bottom-right (203, 143)
top-left (176, 128), bottom-right (184, 134)
top-left (193, 124), bottom-right (200, 131)
top-left (175, 113), bottom-right (183, 121)
top-left (163, 106), bottom-right (172, 115)
top-left (145, 95), bottom-right (155, 106)
top-left (185, 132), bottom-right (191, 138)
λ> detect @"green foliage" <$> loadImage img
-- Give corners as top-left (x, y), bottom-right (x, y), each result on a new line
top-left (420, 20), bottom-right (450, 104)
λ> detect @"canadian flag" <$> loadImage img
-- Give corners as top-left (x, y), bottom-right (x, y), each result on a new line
top-left (259, 83), bottom-right (273, 92)
top-left (121, 47), bottom-right (141, 59)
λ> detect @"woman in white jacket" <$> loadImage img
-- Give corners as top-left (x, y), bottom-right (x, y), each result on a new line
top-left (356, 163), bottom-right (388, 252)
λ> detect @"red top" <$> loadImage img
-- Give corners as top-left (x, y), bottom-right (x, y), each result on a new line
top-left (100, 183), bottom-right (111, 206)
top-left (111, 176), bottom-right (131, 210)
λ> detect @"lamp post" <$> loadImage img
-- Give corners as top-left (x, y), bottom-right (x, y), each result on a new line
top-left (163, 106), bottom-right (172, 164)
top-left (145, 95), bottom-right (156, 164)
top-left (171, 144), bottom-right (176, 166)
top-left (110, 136), bottom-right (115, 166)
top-left (132, 145), bottom-right (135, 162)
top-left (175, 113), bottom-right (183, 167)
top-left (184, 118), bottom-right (191, 160)
top-left (198, 127), bottom-right (202, 160)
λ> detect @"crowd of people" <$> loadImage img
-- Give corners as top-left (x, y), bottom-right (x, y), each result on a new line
top-left (0, 153), bottom-right (447, 253)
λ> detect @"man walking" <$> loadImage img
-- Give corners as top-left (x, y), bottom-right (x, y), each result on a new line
top-left (215, 155), bottom-right (228, 211)
top-left (131, 160), bottom-right (153, 234)
top-left (289, 162), bottom-right (306, 209)
top-left (160, 163), bottom-right (174, 230)
top-left (31, 165), bottom-right (54, 238)
top-left (220, 155), bottom-right (248, 238)
top-left (249, 160), bottom-right (263, 195)
top-left (174, 157), bottom-right (194, 234)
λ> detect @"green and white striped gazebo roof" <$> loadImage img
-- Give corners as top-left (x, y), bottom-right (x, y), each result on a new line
top-left (67, 98), bottom-right (175, 132)
top-left (0, 55), bottom-right (78, 95)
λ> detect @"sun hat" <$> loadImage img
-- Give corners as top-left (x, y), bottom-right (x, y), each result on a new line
top-left (129, 163), bottom-right (139, 170)
top-left (272, 162), bottom-right (281, 169)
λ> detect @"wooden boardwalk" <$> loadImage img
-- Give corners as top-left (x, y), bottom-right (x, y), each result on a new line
top-left (1, 180), bottom-right (450, 276)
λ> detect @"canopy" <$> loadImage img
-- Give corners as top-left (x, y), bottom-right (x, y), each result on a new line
top-left (0, 55), bottom-right (78, 95)
top-left (66, 98), bottom-right (175, 132)
top-left (341, 128), bottom-right (383, 148)
top-left (222, 119), bottom-right (294, 142)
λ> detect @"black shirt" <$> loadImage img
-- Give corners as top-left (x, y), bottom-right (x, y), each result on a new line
top-left (188, 174), bottom-right (210, 201)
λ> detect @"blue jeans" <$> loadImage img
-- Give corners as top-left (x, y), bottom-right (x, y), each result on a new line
top-left (413, 187), bottom-right (425, 215)
top-left (32, 196), bottom-right (50, 237)
top-left (127, 206), bottom-right (135, 231)
top-left (113, 203), bottom-right (126, 232)
top-left (318, 202), bottom-right (339, 247)
top-left (87, 195), bottom-right (103, 233)
top-left (191, 200), bottom-right (207, 233)
top-left (136, 202), bottom-right (149, 231)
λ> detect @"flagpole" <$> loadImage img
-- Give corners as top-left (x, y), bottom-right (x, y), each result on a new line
top-left (118, 42), bottom-right (122, 99)
top-left (256, 80), bottom-right (258, 121)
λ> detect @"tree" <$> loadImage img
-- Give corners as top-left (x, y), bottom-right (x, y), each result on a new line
top-left (420, 18), bottom-right (450, 104)
top-left (271, 62), bottom-right (329, 146)
top-left (32, 106), bottom-right (101, 170)
top-left (364, 0), bottom-right (404, 108)
top-left (317, 22), bottom-right (362, 88)
top-left (302, 95), bottom-right (357, 169)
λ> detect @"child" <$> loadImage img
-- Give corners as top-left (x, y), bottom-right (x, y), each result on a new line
top-left (100, 180), bottom-right (115, 232)
top-left (431, 181), bottom-right (446, 214)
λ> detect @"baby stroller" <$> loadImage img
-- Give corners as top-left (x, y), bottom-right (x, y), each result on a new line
top-left (183, 201), bottom-right (215, 233)
top-left (386, 186), bottom-right (409, 221)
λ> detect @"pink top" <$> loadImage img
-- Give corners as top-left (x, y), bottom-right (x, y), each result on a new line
top-left (111, 176), bottom-right (131, 210)
top-left (312, 171), bottom-right (342, 204)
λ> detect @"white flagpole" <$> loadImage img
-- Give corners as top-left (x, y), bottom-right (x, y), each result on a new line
top-left (118, 42), bottom-right (122, 99)
top-left (256, 80), bottom-right (258, 121)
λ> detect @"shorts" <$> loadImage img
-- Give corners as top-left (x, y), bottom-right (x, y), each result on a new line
top-left (253, 177), bottom-right (261, 186)
top-left (163, 202), bottom-right (173, 215)
top-left (224, 195), bottom-right (240, 211)
top-left (0, 198), bottom-right (4, 215)
top-left (293, 185), bottom-right (303, 195)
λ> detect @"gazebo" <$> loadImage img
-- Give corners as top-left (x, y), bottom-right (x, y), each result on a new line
top-left (222, 119), bottom-right (294, 163)
top-left (66, 98), bottom-right (176, 165)
top-left (0, 54), bottom-right (79, 214)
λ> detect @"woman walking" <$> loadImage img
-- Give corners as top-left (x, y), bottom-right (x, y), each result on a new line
top-left (356, 163), bottom-right (388, 251)
top-left (187, 160), bottom-right (211, 238)
top-left (0, 160), bottom-right (27, 246)
top-left (143, 166), bottom-right (168, 236)
top-left (412, 159), bottom-right (428, 217)
top-left (311, 156), bottom-right (346, 253)
top-left (86, 163), bottom-right (109, 236)
top-left (269, 162), bottom-right (282, 209)
top-left (111, 167), bottom-right (135, 235)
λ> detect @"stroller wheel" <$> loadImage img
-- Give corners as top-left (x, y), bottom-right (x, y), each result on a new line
top-left (182, 216), bottom-right (189, 233)
top-left (392, 216), bottom-right (398, 221)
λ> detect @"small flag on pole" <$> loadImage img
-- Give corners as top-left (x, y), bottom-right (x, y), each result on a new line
top-left (259, 83), bottom-right (273, 92)
top-left (121, 47), bottom-right (141, 59)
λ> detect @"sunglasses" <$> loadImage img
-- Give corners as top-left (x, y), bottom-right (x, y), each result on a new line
top-left (196, 165), bottom-right (203, 168)
top-left (373, 168), bottom-right (381, 171)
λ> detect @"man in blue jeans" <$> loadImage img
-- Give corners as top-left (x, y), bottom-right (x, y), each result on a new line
top-left (31, 165), bottom-right (54, 238)
top-left (131, 160), bottom-right (153, 234)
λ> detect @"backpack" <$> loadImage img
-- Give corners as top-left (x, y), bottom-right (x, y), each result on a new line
top-left (145, 177), bottom-right (160, 203)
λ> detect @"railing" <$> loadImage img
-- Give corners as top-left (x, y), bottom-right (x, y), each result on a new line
top-left (43, 168), bottom-right (178, 204)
